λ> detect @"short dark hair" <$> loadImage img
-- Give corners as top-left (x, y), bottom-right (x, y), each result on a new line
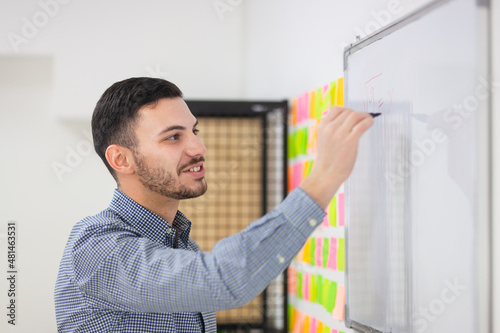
top-left (91, 77), bottom-right (183, 180)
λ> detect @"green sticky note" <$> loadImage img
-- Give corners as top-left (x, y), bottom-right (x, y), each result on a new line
top-left (327, 281), bottom-right (337, 313)
top-left (316, 275), bottom-right (324, 305)
top-left (322, 237), bottom-right (329, 268)
top-left (300, 127), bottom-right (308, 155)
top-left (330, 80), bottom-right (337, 107)
top-left (323, 326), bottom-right (330, 333)
top-left (287, 132), bottom-right (296, 160)
top-left (322, 279), bottom-right (330, 309)
top-left (328, 196), bottom-right (337, 226)
top-left (338, 238), bottom-right (345, 271)
top-left (297, 272), bottom-right (303, 299)
top-left (310, 272), bottom-right (317, 303)
top-left (310, 238), bottom-right (316, 265)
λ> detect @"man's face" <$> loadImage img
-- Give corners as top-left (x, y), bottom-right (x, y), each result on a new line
top-left (131, 97), bottom-right (207, 200)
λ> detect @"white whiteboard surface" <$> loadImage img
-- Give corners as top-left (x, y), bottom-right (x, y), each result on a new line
top-left (344, 0), bottom-right (490, 332)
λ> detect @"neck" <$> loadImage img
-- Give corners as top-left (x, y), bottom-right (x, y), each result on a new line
top-left (118, 181), bottom-right (179, 225)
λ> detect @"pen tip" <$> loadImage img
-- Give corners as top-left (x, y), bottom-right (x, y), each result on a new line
top-left (370, 113), bottom-right (382, 118)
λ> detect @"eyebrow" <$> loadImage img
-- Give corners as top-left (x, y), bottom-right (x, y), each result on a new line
top-left (157, 120), bottom-right (199, 137)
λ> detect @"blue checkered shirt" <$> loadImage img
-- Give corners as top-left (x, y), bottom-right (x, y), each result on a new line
top-left (54, 187), bottom-right (325, 332)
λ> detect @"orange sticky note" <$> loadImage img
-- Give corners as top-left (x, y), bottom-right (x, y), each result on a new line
top-left (332, 285), bottom-right (345, 320)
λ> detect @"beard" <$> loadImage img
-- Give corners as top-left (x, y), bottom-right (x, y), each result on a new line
top-left (133, 151), bottom-right (207, 200)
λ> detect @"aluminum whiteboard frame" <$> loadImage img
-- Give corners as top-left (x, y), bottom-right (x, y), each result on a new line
top-left (342, 0), bottom-right (492, 332)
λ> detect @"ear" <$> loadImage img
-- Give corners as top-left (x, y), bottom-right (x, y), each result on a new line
top-left (105, 144), bottom-right (135, 177)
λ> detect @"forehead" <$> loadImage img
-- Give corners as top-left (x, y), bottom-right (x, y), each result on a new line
top-left (135, 97), bottom-right (196, 134)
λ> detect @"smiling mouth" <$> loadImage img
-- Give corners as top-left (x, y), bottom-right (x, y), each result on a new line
top-left (189, 166), bottom-right (201, 172)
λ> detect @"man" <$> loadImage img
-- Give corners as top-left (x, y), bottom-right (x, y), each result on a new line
top-left (54, 77), bottom-right (373, 332)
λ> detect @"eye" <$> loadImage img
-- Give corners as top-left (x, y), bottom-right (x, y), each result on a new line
top-left (193, 129), bottom-right (200, 136)
top-left (165, 134), bottom-right (180, 141)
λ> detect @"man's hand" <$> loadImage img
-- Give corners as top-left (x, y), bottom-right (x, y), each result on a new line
top-left (299, 106), bottom-right (374, 209)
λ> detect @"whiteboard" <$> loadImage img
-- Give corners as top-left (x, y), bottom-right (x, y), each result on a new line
top-left (344, 0), bottom-right (491, 332)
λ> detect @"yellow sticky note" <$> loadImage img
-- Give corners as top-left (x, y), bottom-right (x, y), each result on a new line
top-left (336, 77), bottom-right (344, 106)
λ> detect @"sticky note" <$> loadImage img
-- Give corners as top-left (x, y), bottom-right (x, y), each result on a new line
top-left (331, 329), bottom-right (339, 333)
top-left (304, 160), bottom-right (314, 179)
top-left (326, 281), bottom-right (337, 313)
top-left (309, 91), bottom-right (316, 119)
top-left (315, 238), bottom-right (323, 267)
top-left (287, 267), bottom-right (296, 294)
top-left (291, 98), bottom-right (298, 125)
top-left (301, 239), bottom-right (310, 263)
top-left (310, 317), bottom-right (317, 333)
top-left (316, 275), bottom-right (324, 306)
top-left (298, 92), bottom-right (309, 124)
top-left (310, 272), bottom-right (317, 303)
top-left (322, 208), bottom-right (330, 227)
top-left (288, 305), bottom-right (296, 331)
top-left (337, 238), bottom-right (345, 271)
top-left (329, 80), bottom-right (337, 107)
top-left (327, 237), bottom-right (338, 270)
top-left (337, 77), bottom-right (344, 106)
top-left (332, 285), bottom-right (345, 320)
top-left (328, 196), bottom-right (337, 226)
top-left (293, 311), bottom-right (304, 333)
top-left (303, 315), bottom-right (310, 333)
top-left (322, 238), bottom-right (329, 268)
top-left (303, 272), bottom-right (310, 301)
top-left (309, 238), bottom-right (316, 265)
top-left (287, 133), bottom-right (296, 160)
top-left (337, 193), bottom-right (345, 226)
top-left (297, 272), bottom-right (303, 299)
top-left (317, 321), bottom-right (324, 333)
top-left (292, 162), bottom-right (304, 190)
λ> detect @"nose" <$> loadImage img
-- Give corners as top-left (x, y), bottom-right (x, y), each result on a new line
top-left (185, 132), bottom-right (207, 158)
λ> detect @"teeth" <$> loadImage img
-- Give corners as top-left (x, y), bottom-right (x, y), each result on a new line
top-left (189, 166), bottom-right (201, 172)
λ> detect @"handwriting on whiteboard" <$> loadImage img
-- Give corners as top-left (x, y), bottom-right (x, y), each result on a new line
top-left (364, 73), bottom-right (394, 114)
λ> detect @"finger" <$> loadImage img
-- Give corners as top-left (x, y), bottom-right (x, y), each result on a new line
top-left (341, 112), bottom-right (372, 134)
top-left (349, 114), bottom-right (374, 139)
top-left (322, 106), bottom-right (348, 123)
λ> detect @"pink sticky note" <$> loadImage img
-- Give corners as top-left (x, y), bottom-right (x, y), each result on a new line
top-left (298, 93), bottom-right (309, 124)
top-left (332, 285), bottom-right (345, 320)
top-left (322, 206), bottom-right (330, 226)
top-left (315, 238), bottom-right (323, 267)
top-left (303, 273), bottom-right (310, 301)
top-left (331, 329), bottom-right (338, 333)
top-left (323, 83), bottom-right (330, 96)
top-left (292, 163), bottom-right (304, 190)
top-left (327, 237), bottom-right (338, 270)
top-left (338, 192), bottom-right (345, 226)
top-left (310, 317), bottom-right (317, 333)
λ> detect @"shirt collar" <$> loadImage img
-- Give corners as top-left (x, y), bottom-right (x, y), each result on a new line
top-left (107, 188), bottom-right (192, 246)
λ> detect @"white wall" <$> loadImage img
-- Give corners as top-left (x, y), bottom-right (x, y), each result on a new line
top-left (0, 1), bottom-right (244, 332)
top-left (242, 0), bottom-right (431, 100)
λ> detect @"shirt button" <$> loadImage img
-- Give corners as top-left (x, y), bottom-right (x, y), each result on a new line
top-left (309, 218), bottom-right (317, 227)
top-left (277, 255), bottom-right (285, 264)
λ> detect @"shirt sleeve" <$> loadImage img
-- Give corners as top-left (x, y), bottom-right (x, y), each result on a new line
top-left (71, 187), bottom-right (326, 313)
